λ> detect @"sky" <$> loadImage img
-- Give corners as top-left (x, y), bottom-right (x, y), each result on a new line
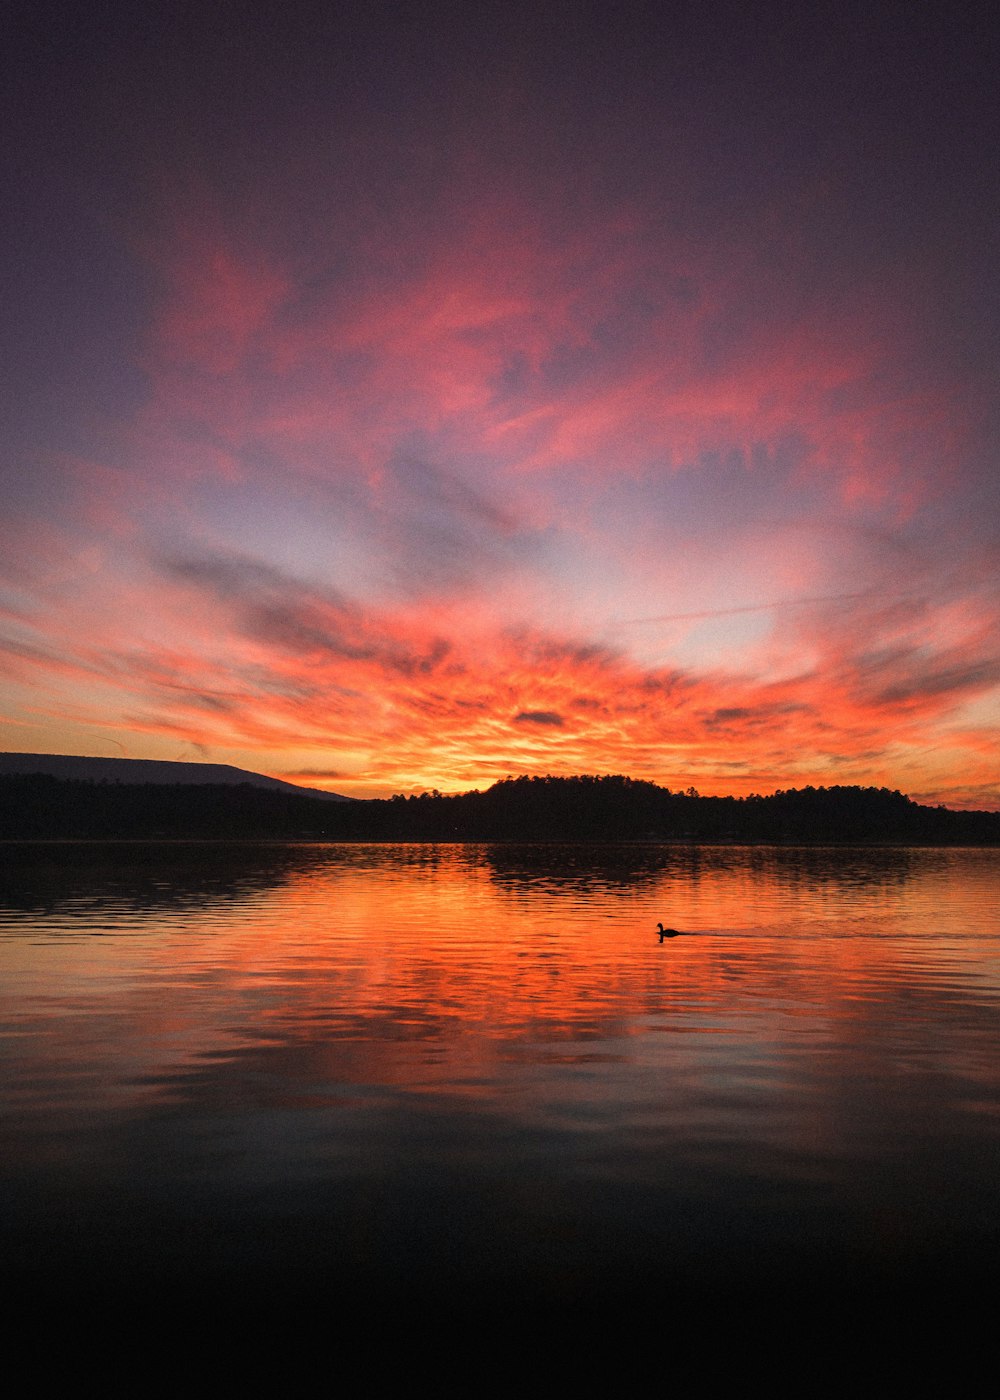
top-left (2, 0), bottom-right (998, 805)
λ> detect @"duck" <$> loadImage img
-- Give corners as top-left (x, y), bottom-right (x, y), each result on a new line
top-left (656, 922), bottom-right (684, 941)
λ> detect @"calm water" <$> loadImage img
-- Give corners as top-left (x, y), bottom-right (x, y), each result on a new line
top-left (2, 842), bottom-right (999, 1315)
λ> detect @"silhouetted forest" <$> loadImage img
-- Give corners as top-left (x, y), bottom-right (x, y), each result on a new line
top-left (2, 772), bottom-right (999, 843)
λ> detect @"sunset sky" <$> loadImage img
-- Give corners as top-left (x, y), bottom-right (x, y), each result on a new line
top-left (2, 1), bottom-right (998, 805)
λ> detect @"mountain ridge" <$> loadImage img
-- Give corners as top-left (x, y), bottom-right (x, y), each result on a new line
top-left (0, 752), bottom-right (352, 802)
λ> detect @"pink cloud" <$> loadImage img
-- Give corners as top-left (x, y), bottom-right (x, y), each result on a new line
top-left (126, 186), bottom-right (960, 543)
top-left (4, 170), bottom-right (994, 809)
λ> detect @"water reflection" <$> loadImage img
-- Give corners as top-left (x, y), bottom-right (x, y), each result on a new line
top-left (1, 842), bottom-right (998, 1313)
top-left (483, 840), bottom-right (925, 895)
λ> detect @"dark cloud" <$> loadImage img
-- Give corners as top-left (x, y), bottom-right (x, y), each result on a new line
top-left (911, 781), bottom-right (1000, 811)
top-left (0, 634), bottom-right (68, 668)
top-left (871, 654), bottom-right (1000, 707)
top-left (162, 554), bottom-right (352, 612)
top-left (158, 549), bottom-right (452, 677)
top-left (160, 552), bottom-right (380, 662)
top-left (378, 458), bottom-right (537, 599)
top-left (510, 633), bottom-right (622, 669)
top-left (185, 692), bottom-right (236, 713)
top-left (395, 459), bottom-right (519, 534)
top-left (513, 710), bottom-right (565, 727)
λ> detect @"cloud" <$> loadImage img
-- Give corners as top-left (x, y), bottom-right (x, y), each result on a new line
top-left (159, 551), bottom-right (456, 677)
top-left (2, 87), bottom-right (997, 809)
top-left (3, 542), bottom-right (998, 804)
top-left (281, 768), bottom-right (348, 780)
top-left (513, 710), bottom-right (565, 727)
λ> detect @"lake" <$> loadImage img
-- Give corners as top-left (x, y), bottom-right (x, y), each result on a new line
top-left (2, 841), bottom-right (999, 1330)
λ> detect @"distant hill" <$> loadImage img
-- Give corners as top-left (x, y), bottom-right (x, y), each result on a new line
top-left (0, 753), bottom-right (351, 801)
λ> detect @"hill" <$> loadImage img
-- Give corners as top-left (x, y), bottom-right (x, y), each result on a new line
top-left (1, 769), bottom-right (998, 843)
top-left (0, 753), bottom-right (350, 801)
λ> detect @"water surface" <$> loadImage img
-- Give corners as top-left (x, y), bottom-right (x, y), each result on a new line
top-left (3, 841), bottom-right (998, 1314)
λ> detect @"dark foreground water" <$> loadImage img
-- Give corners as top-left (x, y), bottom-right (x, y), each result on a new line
top-left (2, 842), bottom-right (998, 1336)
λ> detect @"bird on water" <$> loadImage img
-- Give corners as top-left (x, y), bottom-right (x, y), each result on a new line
top-left (656, 923), bottom-right (684, 941)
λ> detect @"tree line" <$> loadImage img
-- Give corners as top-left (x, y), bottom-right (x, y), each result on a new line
top-left (2, 771), bottom-right (998, 843)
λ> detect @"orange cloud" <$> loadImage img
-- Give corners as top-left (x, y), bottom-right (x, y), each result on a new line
top-left (3, 542), bottom-right (997, 805)
top-left (3, 174), bottom-right (994, 809)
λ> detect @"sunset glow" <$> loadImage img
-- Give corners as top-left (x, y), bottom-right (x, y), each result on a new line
top-left (3, 4), bottom-right (998, 805)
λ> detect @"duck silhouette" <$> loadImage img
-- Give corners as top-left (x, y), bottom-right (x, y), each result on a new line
top-left (656, 922), bottom-right (684, 941)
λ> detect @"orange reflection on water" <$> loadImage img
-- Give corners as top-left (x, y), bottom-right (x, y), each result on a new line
top-left (3, 841), bottom-right (1000, 1309)
top-left (4, 843), bottom-right (997, 1120)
